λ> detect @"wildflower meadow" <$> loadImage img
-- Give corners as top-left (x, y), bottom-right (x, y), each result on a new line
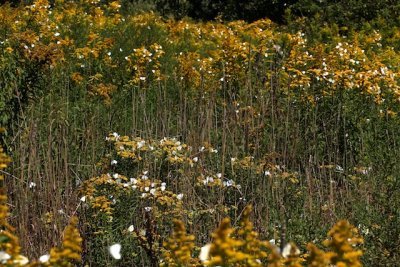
top-left (1, 0), bottom-right (400, 266)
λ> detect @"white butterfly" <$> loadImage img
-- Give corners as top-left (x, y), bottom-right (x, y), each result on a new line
top-left (109, 244), bottom-right (122, 260)
top-left (199, 244), bottom-right (211, 262)
top-left (39, 254), bottom-right (50, 263)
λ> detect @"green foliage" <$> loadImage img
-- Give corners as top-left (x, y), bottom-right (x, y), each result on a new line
top-left (124, 0), bottom-right (400, 29)
top-left (1, 0), bottom-right (400, 265)
top-left (290, 0), bottom-right (400, 28)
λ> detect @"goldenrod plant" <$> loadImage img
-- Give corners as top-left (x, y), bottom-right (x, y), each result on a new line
top-left (322, 220), bottom-right (363, 267)
top-left (161, 219), bottom-right (199, 267)
top-left (0, 129), bottom-right (24, 265)
top-left (161, 206), bottom-right (363, 267)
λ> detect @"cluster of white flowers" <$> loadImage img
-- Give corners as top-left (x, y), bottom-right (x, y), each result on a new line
top-left (202, 176), bottom-right (214, 185)
top-left (223, 179), bottom-right (234, 187)
top-left (29, 181), bottom-right (37, 188)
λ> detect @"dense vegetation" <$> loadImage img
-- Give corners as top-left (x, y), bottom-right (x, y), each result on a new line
top-left (1, 0), bottom-right (400, 266)
top-left (134, 0), bottom-right (400, 26)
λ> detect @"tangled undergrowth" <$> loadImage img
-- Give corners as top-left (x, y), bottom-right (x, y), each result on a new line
top-left (1, 129), bottom-right (364, 266)
top-left (0, 129), bottom-right (82, 266)
top-left (80, 134), bottom-right (365, 266)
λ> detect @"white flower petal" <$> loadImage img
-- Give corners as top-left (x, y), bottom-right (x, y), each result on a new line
top-left (199, 244), bottom-right (211, 262)
top-left (39, 254), bottom-right (50, 263)
top-left (109, 244), bottom-right (122, 259)
top-left (0, 251), bottom-right (11, 262)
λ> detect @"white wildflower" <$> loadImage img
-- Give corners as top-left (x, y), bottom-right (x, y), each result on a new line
top-left (109, 244), bottom-right (121, 260)
top-left (223, 179), bottom-right (233, 187)
top-left (335, 165), bottom-right (344, 172)
top-left (0, 251), bottom-right (11, 263)
top-left (281, 243), bottom-right (300, 258)
top-left (39, 254), bottom-right (50, 263)
top-left (199, 244), bottom-right (211, 262)
top-left (137, 140), bottom-right (145, 149)
top-left (160, 182), bottom-right (166, 191)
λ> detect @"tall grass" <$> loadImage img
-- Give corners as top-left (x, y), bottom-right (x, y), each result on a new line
top-left (1, 0), bottom-right (400, 265)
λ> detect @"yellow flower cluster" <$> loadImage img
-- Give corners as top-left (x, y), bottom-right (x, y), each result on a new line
top-left (284, 33), bottom-right (400, 106)
top-left (46, 217), bottom-right (82, 267)
top-left (161, 220), bottom-right (199, 266)
top-left (306, 219), bottom-right (363, 267)
top-left (321, 220), bottom-right (363, 266)
top-left (162, 206), bottom-right (363, 267)
top-left (88, 82), bottom-right (117, 105)
top-left (1, 1), bottom-right (399, 114)
top-left (81, 134), bottom-right (202, 217)
top-left (126, 43), bottom-right (165, 85)
top-left (0, 129), bottom-right (22, 265)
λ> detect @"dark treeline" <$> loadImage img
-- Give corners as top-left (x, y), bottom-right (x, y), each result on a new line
top-left (127, 0), bottom-right (400, 27)
top-left (1, 0), bottom-right (399, 26)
